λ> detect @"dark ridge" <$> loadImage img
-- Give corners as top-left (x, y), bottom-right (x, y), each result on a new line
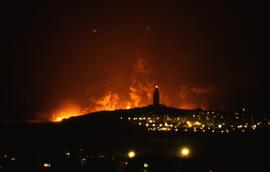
top-left (61, 104), bottom-right (203, 124)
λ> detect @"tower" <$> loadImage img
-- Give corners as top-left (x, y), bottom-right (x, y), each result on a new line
top-left (153, 85), bottom-right (160, 106)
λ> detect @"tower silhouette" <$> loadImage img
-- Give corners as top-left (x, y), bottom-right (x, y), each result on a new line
top-left (153, 85), bottom-right (160, 106)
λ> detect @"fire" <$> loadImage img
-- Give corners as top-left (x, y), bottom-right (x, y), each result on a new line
top-left (51, 103), bottom-right (85, 122)
top-left (49, 83), bottom-right (211, 122)
top-left (47, 58), bottom-right (157, 122)
top-left (46, 57), bottom-right (213, 122)
top-left (92, 78), bottom-right (155, 112)
top-left (129, 82), bottom-right (155, 107)
top-left (93, 91), bottom-right (123, 111)
top-left (126, 103), bottom-right (132, 109)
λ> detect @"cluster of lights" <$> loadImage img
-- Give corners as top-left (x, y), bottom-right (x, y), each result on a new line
top-left (0, 146), bottom-right (194, 171)
top-left (0, 154), bottom-right (16, 161)
top-left (121, 110), bottom-right (269, 134)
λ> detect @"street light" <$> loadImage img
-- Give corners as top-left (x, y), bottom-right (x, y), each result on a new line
top-left (180, 146), bottom-right (190, 158)
top-left (128, 151), bottom-right (136, 158)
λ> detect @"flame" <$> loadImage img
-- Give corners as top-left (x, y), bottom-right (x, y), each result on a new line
top-left (93, 91), bottom-right (122, 111)
top-left (126, 103), bottom-right (132, 109)
top-left (89, 58), bottom-right (155, 111)
top-left (49, 82), bottom-right (212, 122)
top-left (91, 83), bottom-right (154, 112)
top-left (129, 82), bottom-right (154, 107)
top-left (45, 57), bottom-right (156, 122)
top-left (128, 57), bottom-right (156, 107)
top-left (51, 103), bottom-right (85, 122)
top-left (46, 57), bottom-right (215, 122)
top-left (91, 89), bottom-right (145, 112)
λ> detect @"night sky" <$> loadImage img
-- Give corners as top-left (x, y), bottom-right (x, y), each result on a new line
top-left (3, 1), bottom-right (269, 121)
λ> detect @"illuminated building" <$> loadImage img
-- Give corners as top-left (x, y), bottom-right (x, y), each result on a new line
top-left (153, 85), bottom-right (160, 106)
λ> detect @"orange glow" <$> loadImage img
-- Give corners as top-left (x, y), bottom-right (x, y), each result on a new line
top-left (92, 91), bottom-right (136, 111)
top-left (92, 90), bottom-right (144, 112)
top-left (129, 82), bottom-right (155, 107)
top-left (43, 58), bottom-right (157, 122)
top-left (160, 127), bottom-right (171, 131)
top-left (177, 85), bottom-right (214, 110)
top-left (93, 91), bottom-right (121, 111)
top-left (43, 57), bottom-right (213, 122)
top-left (126, 103), bottom-right (132, 109)
top-left (48, 82), bottom-right (209, 122)
top-left (43, 163), bottom-right (50, 168)
top-left (51, 103), bottom-right (85, 122)
top-left (54, 117), bottom-right (64, 122)
top-left (43, 58), bottom-right (161, 122)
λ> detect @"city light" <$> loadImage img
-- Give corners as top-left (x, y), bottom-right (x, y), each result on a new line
top-left (180, 147), bottom-right (190, 158)
top-left (120, 108), bottom-right (267, 134)
top-left (128, 151), bottom-right (136, 158)
top-left (43, 163), bottom-right (51, 168)
top-left (144, 162), bottom-right (149, 168)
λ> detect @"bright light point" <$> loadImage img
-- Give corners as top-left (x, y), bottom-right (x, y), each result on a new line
top-left (160, 127), bottom-right (171, 131)
top-left (180, 147), bottom-right (190, 158)
top-left (194, 121), bottom-right (201, 126)
top-left (92, 28), bottom-right (98, 33)
top-left (186, 121), bottom-right (192, 128)
top-left (128, 151), bottom-right (136, 158)
top-left (218, 124), bottom-right (222, 128)
top-left (144, 162), bottom-right (149, 168)
top-left (43, 163), bottom-right (50, 168)
top-left (155, 85), bottom-right (159, 88)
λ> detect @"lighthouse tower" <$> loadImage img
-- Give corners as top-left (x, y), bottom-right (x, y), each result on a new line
top-left (153, 85), bottom-right (160, 106)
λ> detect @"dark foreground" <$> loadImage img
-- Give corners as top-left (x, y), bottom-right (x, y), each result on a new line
top-left (1, 121), bottom-right (269, 172)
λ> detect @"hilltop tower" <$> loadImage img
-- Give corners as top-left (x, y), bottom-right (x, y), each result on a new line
top-left (153, 85), bottom-right (160, 106)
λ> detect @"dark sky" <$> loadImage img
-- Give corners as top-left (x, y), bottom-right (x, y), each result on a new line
top-left (3, 1), bottom-right (269, 121)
